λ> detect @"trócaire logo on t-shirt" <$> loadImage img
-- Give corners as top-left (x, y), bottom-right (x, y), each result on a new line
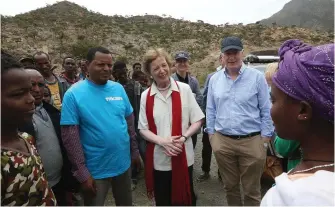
top-left (105, 96), bottom-right (123, 102)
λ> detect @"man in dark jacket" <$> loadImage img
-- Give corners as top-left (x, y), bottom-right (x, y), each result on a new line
top-left (197, 54), bottom-right (224, 182)
top-left (19, 69), bottom-right (79, 205)
top-left (59, 57), bottom-right (79, 86)
top-left (112, 61), bottom-right (144, 190)
top-left (171, 51), bottom-right (203, 148)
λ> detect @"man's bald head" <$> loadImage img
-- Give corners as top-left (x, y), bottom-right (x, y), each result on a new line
top-left (26, 69), bottom-right (45, 106)
top-left (25, 69), bottom-right (43, 78)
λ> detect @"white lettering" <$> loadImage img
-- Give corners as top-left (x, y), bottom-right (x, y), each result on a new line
top-left (105, 96), bottom-right (123, 101)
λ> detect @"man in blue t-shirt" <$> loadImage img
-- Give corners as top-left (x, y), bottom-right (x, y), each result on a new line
top-left (60, 47), bottom-right (140, 206)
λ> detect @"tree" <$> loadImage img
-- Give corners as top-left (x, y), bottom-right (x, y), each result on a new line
top-left (69, 39), bottom-right (99, 59)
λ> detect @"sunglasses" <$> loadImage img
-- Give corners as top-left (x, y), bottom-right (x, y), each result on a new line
top-left (176, 59), bottom-right (188, 63)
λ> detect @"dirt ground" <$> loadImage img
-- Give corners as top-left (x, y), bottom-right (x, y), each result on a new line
top-left (105, 134), bottom-right (274, 206)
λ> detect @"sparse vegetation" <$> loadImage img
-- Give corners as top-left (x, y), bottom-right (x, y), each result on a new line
top-left (1, 1), bottom-right (333, 86)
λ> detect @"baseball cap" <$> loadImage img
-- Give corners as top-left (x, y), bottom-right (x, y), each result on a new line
top-left (19, 57), bottom-right (34, 63)
top-left (221, 36), bottom-right (243, 53)
top-left (175, 51), bottom-right (190, 60)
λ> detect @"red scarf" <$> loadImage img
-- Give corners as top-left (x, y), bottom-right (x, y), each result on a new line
top-left (145, 82), bottom-right (192, 205)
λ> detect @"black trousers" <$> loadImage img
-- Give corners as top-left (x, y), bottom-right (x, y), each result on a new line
top-left (191, 134), bottom-right (198, 149)
top-left (153, 165), bottom-right (196, 206)
top-left (201, 132), bottom-right (212, 173)
top-left (52, 181), bottom-right (67, 206)
top-left (132, 135), bottom-right (146, 180)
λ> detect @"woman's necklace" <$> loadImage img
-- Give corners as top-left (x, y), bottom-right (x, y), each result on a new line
top-left (157, 83), bottom-right (171, 91)
top-left (288, 163), bottom-right (334, 175)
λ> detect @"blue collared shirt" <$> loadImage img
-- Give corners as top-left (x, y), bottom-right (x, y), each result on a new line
top-left (206, 65), bottom-right (274, 137)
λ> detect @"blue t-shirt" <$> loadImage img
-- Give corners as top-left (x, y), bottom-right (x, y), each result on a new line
top-left (60, 80), bottom-right (133, 179)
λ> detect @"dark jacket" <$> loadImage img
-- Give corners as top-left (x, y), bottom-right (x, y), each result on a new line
top-left (122, 79), bottom-right (143, 135)
top-left (171, 73), bottom-right (203, 107)
top-left (18, 102), bottom-right (79, 192)
top-left (55, 75), bottom-right (71, 102)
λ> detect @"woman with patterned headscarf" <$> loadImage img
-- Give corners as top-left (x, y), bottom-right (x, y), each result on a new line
top-left (261, 40), bottom-right (334, 206)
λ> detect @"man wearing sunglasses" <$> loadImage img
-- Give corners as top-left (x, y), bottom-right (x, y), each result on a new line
top-left (19, 69), bottom-right (79, 205)
top-left (132, 62), bottom-right (142, 71)
top-left (171, 51), bottom-right (203, 149)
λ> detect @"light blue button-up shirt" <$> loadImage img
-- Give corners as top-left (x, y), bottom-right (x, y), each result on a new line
top-left (206, 65), bottom-right (274, 137)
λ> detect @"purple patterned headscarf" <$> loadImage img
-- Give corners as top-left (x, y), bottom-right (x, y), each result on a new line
top-left (272, 39), bottom-right (334, 123)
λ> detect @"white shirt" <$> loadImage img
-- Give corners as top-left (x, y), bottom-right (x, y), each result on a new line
top-left (138, 78), bottom-right (205, 171)
top-left (261, 170), bottom-right (335, 206)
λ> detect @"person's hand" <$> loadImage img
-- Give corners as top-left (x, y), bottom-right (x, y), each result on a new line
top-left (132, 154), bottom-right (142, 172)
top-left (172, 136), bottom-right (186, 150)
top-left (81, 176), bottom-right (96, 197)
top-left (208, 134), bottom-right (214, 142)
top-left (261, 136), bottom-right (271, 143)
top-left (160, 136), bottom-right (183, 156)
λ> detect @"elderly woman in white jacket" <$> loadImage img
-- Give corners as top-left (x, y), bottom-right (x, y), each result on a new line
top-left (138, 48), bottom-right (204, 206)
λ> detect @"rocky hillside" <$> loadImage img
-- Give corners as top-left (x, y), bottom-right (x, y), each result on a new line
top-left (260, 0), bottom-right (334, 31)
top-left (1, 1), bottom-right (333, 85)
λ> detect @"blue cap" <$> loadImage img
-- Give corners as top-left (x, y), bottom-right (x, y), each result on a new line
top-left (221, 36), bottom-right (243, 53)
top-left (175, 51), bottom-right (190, 60)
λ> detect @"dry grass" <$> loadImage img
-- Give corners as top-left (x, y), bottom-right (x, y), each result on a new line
top-left (1, 1), bottom-right (333, 85)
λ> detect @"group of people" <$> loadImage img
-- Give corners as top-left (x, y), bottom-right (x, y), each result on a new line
top-left (1, 35), bottom-right (334, 206)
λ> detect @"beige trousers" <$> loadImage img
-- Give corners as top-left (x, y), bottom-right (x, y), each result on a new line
top-left (210, 132), bottom-right (267, 206)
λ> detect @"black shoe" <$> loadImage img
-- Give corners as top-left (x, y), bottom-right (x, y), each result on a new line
top-left (197, 172), bottom-right (210, 182)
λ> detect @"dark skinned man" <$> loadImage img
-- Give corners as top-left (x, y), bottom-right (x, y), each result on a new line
top-left (33, 52), bottom-right (69, 110)
top-left (112, 61), bottom-right (146, 190)
top-left (60, 47), bottom-right (141, 206)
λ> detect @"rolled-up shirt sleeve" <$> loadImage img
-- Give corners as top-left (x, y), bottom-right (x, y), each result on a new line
top-left (257, 75), bottom-right (274, 137)
top-left (60, 90), bottom-right (90, 183)
top-left (205, 77), bottom-right (216, 135)
top-left (61, 126), bottom-right (90, 183)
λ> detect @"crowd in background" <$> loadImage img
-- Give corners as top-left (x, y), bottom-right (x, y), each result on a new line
top-left (1, 36), bottom-right (334, 206)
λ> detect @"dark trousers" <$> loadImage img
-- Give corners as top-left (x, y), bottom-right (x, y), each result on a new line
top-left (201, 132), bottom-right (212, 173)
top-left (191, 134), bottom-right (198, 149)
top-left (132, 135), bottom-right (146, 180)
top-left (52, 181), bottom-right (67, 206)
top-left (83, 168), bottom-right (132, 206)
top-left (153, 165), bottom-right (196, 206)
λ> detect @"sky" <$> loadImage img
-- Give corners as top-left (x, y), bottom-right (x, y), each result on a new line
top-left (0, 0), bottom-right (291, 25)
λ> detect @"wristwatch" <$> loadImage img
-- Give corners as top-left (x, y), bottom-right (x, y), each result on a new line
top-left (181, 135), bottom-right (187, 142)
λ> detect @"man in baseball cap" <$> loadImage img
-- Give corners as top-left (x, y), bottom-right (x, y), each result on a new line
top-left (20, 57), bottom-right (34, 69)
top-left (206, 36), bottom-right (273, 206)
top-left (171, 51), bottom-right (203, 149)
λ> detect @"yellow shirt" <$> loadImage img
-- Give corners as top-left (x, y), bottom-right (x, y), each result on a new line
top-left (47, 82), bottom-right (62, 110)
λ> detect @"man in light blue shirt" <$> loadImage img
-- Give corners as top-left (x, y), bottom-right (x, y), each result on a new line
top-left (206, 37), bottom-right (274, 206)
